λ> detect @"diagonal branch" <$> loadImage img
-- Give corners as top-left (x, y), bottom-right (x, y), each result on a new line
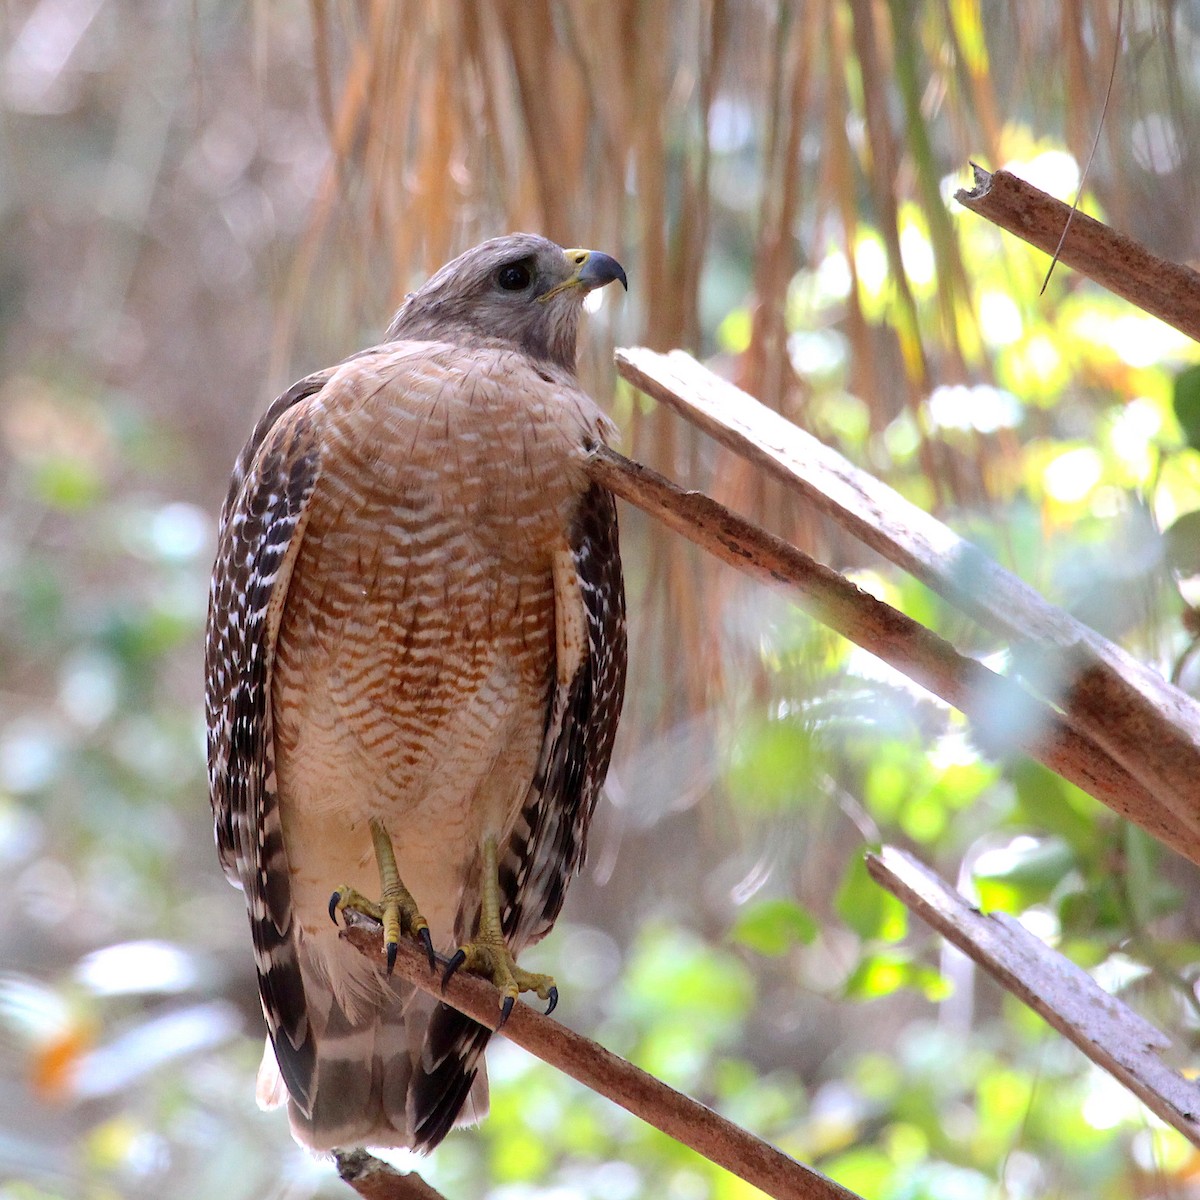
top-left (954, 164), bottom-right (1200, 343)
top-left (600, 342), bottom-right (1200, 1150)
top-left (340, 925), bottom-right (861, 1200)
top-left (587, 444), bottom-right (1200, 863)
top-left (612, 347), bottom-right (1200, 855)
top-left (866, 846), bottom-right (1200, 1148)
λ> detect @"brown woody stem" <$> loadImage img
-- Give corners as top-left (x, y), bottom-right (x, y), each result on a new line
top-left (955, 164), bottom-right (1200, 342)
top-left (341, 925), bottom-right (860, 1200)
top-left (587, 444), bottom-right (1200, 863)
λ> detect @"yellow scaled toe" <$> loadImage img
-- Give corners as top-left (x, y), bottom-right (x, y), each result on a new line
top-left (442, 833), bottom-right (559, 1023)
top-left (442, 937), bottom-right (558, 1022)
top-left (328, 884), bottom-right (384, 924)
top-left (328, 818), bottom-right (435, 975)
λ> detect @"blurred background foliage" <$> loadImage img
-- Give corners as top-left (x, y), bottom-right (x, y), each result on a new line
top-left (5, 1), bottom-right (1200, 1197)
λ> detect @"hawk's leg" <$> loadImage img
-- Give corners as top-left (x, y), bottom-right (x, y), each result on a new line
top-left (443, 835), bottom-right (558, 1026)
top-left (330, 817), bottom-right (436, 975)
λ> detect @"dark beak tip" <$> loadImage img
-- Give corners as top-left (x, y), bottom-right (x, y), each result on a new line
top-left (582, 251), bottom-right (628, 293)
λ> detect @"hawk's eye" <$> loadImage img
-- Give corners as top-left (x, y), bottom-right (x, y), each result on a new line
top-left (497, 262), bottom-right (533, 291)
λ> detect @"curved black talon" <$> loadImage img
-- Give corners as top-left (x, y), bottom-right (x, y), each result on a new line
top-left (441, 948), bottom-right (466, 990)
top-left (544, 986), bottom-right (558, 1017)
top-left (386, 940), bottom-right (398, 977)
top-left (328, 892), bottom-right (341, 925)
top-left (497, 995), bottom-right (515, 1029)
top-left (418, 927), bottom-right (436, 972)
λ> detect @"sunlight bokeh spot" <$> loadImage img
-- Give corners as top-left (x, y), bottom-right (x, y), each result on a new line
top-left (927, 383), bottom-right (1022, 433)
top-left (1043, 446), bottom-right (1102, 503)
top-left (978, 291), bottom-right (1023, 347)
top-left (1002, 147), bottom-right (1080, 198)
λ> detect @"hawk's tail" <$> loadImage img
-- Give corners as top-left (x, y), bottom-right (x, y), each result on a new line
top-left (408, 1002), bottom-right (493, 1149)
top-left (257, 933), bottom-right (490, 1152)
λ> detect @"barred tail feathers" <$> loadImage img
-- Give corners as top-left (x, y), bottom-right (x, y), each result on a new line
top-left (256, 929), bottom-right (488, 1152)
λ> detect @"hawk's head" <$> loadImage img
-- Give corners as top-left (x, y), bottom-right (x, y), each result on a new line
top-left (385, 233), bottom-right (627, 372)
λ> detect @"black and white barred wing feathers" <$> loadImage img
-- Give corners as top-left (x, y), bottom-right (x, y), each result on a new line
top-left (505, 480), bottom-right (627, 950)
top-left (204, 372), bottom-right (329, 1112)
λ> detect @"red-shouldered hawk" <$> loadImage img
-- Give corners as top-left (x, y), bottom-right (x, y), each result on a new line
top-left (205, 235), bottom-right (627, 1151)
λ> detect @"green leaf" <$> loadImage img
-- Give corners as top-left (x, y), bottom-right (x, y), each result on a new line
top-left (729, 898), bottom-right (818, 956)
top-left (1174, 363), bottom-right (1200, 451)
top-left (1163, 509), bottom-right (1200, 576)
top-left (1009, 759), bottom-right (1103, 856)
top-left (716, 306), bottom-right (751, 354)
top-left (1124, 824), bottom-right (1164, 927)
top-left (836, 854), bottom-right (907, 941)
top-left (1058, 880), bottom-right (1125, 935)
top-left (725, 717), bottom-right (818, 815)
top-left (843, 950), bottom-right (951, 1001)
top-left (490, 1126), bottom-right (551, 1183)
top-left (824, 1147), bottom-right (895, 1197)
top-left (620, 925), bottom-right (755, 1028)
top-left (972, 836), bottom-right (1076, 913)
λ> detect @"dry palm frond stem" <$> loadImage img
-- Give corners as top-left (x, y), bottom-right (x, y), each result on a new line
top-left (955, 165), bottom-right (1200, 344)
top-left (608, 348), bottom-right (1200, 863)
top-left (597, 347), bottom-right (1200, 1155)
top-left (867, 847), bottom-right (1200, 1148)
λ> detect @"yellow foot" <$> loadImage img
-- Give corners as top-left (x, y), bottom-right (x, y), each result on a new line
top-left (442, 937), bottom-right (558, 1026)
top-left (442, 833), bottom-right (557, 1027)
top-left (328, 818), bottom-right (435, 977)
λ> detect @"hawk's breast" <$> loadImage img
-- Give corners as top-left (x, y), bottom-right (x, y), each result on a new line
top-left (268, 344), bottom-right (607, 947)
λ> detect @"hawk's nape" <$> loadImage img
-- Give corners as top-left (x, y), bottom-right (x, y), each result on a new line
top-left (205, 234), bottom-right (627, 1151)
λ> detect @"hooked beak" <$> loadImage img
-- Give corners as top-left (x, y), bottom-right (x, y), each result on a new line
top-left (540, 248), bottom-right (628, 302)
